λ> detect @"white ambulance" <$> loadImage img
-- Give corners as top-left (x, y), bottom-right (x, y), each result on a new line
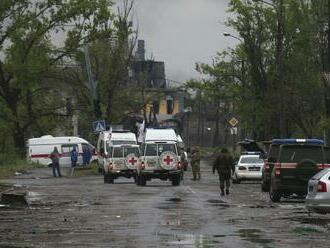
top-left (27, 135), bottom-right (95, 167)
top-left (97, 130), bottom-right (137, 173)
top-left (137, 128), bottom-right (182, 186)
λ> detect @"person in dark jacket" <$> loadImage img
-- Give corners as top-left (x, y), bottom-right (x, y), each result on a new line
top-left (70, 147), bottom-right (78, 167)
top-left (82, 146), bottom-right (91, 167)
top-left (50, 147), bottom-right (62, 177)
top-left (70, 147), bottom-right (78, 177)
top-left (213, 148), bottom-right (234, 196)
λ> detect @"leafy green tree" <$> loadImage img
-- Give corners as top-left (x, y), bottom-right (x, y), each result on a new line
top-left (0, 0), bottom-right (115, 150)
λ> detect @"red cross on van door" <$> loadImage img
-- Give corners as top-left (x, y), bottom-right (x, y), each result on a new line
top-left (163, 155), bottom-right (173, 165)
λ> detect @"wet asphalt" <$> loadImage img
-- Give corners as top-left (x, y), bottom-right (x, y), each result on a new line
top-left (0, 161), bottom-right (330, 248)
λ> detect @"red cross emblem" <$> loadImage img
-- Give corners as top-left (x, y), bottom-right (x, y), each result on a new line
top-left (163, 155), bottom-right (173, 165)
top-left (129, 157), bottom-right (137, 165)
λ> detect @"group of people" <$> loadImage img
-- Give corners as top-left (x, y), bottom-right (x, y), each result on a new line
top-left (49, 146), bottom-right (92, 177)
top-left (183, 147), bottom-right (235, 197)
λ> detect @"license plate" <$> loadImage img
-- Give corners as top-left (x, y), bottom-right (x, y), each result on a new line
top-left (249, 167), bottom-right (260, 171)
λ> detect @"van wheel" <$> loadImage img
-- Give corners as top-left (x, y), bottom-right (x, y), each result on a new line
top-left (104, 173), bottom-right (110, 184)
top-left (172, 175), bottom-right (181, 186)
top-left (140, 175), bottom-right (146, 186)
top-left (136, 175), bottom-right (141, 186)
top-left (269, 184), bottom-right (281, 202)
top-left (104, 173), bottom-right (114, 184)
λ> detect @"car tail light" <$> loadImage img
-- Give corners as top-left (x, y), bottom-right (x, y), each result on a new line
top-left (317, 181), bottom-right (327, 193)
top-left (177, 161), bottom-right (181, 169)
top-left (275, 163), bottom-right (281, 177)
top-left (238, 166), bottom-right (246, 170)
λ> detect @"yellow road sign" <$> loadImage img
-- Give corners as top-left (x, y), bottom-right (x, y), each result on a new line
top-left (229, 117), bottom-right (239, 127)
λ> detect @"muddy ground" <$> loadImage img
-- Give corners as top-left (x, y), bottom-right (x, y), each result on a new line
top-left (1, 161), bottom-right (330, 248)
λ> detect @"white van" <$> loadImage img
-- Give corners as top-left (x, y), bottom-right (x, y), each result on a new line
top-left (137, 129), bottom-right (182, 186)
top-left (103, 144), bottom-right (140, 184)
top-left (27, 135), bottom-right (95, 167)
top-left (97, 130), bottom-right (137, 173)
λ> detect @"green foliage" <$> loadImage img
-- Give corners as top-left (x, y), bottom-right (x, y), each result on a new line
top-left (0, 0), bottom-right (116, 150)
top-left (188, 0), bottom-right (327, 140)
top-left (0, 153), bottom-right (43, 179)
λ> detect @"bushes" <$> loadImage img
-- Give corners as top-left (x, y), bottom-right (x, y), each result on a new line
top-left (0, 153), bottom-right (41, 179)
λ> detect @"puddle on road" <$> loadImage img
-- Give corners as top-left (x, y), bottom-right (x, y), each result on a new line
top-left (167, 197), bottom-right (182, 202)
top-left (237, 228), bottom-right (274, 244)
top-left (156, 232), bottom-right (221, 247)
top-left (207, 199), bottom-right (231, 208)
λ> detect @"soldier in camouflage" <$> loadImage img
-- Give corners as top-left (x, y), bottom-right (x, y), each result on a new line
top-left (191, 148), bottom-right (201, 180)
top-left (213, 148), bottom-right (234, 196)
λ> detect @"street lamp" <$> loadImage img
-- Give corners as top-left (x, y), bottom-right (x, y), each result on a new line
top-left (223, 32), bottom-right (242, 42)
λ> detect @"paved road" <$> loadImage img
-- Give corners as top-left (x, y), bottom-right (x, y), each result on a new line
top-left (1, 161), bottom-right (330, 247)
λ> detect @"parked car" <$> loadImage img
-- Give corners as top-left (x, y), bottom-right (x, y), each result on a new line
top-left (233, 153), bottom-right (264, 183)
top-left (269, 139), bottom-right (326, 202)
top-left (306, 168), bottom-right (330, 214)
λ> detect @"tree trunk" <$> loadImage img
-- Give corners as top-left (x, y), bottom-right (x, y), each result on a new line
top-left (212, 106), bottom-right (220, 147)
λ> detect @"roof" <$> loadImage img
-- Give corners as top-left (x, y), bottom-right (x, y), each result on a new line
top-left (28, 136), bottom-right (89, 146)
top-left (111, 132), bottom-right (136, 141)
top-left (144, 128), bottom-right (178, 142)
top-left (271, 139), bottom-right (324, 145)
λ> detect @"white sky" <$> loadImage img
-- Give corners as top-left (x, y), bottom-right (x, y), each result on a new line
top-left (132, 0), bottom-right (237, 83)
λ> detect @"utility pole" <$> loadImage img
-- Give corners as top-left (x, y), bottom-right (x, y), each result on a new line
top-left (83, 44), bottom-right (101, 119)
top-left (275, 0), bottom-right (286, 137)
top-left (325, 0), bottom-right (330, 145)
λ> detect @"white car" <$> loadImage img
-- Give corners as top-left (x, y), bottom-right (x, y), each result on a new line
top-left (233, 154), bottom-right (264, 183)
top-left (306, 168), bottom-right (330, 214)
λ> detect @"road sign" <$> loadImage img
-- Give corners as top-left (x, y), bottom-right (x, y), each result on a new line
top-left (93, 120), bottom-right (106, 132)
top-left (229, 117), bottom-right (239, 127)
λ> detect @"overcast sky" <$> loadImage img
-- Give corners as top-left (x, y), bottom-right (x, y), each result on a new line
top-left (132, 0), bottom-right (237, 83)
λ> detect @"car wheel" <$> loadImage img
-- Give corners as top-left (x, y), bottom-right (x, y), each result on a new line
top-left (269, 183), bottom-right (281, 202)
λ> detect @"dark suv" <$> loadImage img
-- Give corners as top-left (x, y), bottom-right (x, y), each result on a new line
top-left (269, 139), bottom-right (325, 202)
top-left (261, 139), bottom-right (325, 192)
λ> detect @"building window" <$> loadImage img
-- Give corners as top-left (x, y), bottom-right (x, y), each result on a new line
top-left (166, 96), bottom-right (174, 115)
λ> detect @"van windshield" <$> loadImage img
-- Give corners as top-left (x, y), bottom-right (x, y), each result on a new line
top-left (145, 144), bottom-right (157, 156)
top-left (158, 144), bottom-right (177, 155)
top-left (124, 147), bottom-right (140, 157)
top-left (113, 147), bottom-right (123, 158)
top-left (279, 145), bottom-right (323, 163)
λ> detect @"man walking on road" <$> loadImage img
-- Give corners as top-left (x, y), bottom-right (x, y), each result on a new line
top-left (213, 148), bottom-right (234, 196)
top-left (50, 147), bottom-right (62, 177)
top-left (191, 148), bottom-right (201, 180)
